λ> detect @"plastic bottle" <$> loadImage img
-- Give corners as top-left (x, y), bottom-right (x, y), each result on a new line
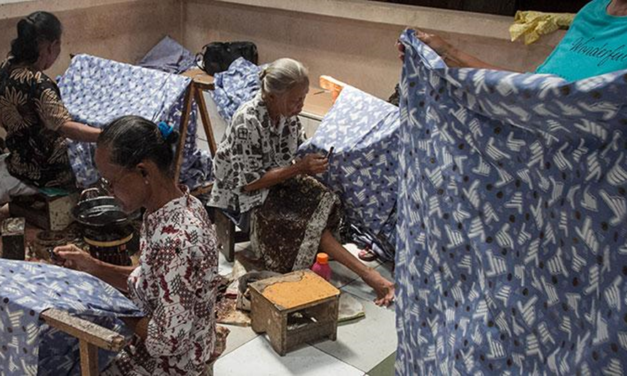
top-left (311, 253), bottom-right (332, 281)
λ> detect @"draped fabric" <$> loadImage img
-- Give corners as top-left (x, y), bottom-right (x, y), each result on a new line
top-left (299, 86), bottom-right (400, 258)
top-left (0, 260), bottom-right (142, 376)
top-left (58, 55), bottom-right (211, 189)
top-left (395, 30), bottom-right (627, 375)
top-left (210, 57), bottom-right (262, 123)
top-left (137, 36), bottom-right (196, 74)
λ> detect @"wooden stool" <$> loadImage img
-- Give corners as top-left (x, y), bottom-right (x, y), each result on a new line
top-left (9, 190), bottom-right (79, 231)
top-left (249, 270), bottom-right (340, 356)
top-left (1, 217), bottom-right (26, 260)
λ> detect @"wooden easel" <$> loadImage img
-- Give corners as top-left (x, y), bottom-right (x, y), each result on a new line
top-left (175, 68), bottom-right (218, 187)
top-left (174, 69), bottom-right (246, 262)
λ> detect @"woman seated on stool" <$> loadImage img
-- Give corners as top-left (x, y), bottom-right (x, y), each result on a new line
top-left (209, 58), bottom-right (395, 307)
top-left (54, 116), bottom-right (219, 375)
top-left (0, 11), bottom-right (100, 205)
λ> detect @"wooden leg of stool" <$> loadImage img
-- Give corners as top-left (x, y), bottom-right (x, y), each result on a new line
top-left (215, 211), bottom-right (235, 262)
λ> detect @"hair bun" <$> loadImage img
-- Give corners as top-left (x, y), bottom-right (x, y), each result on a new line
top-left (164, 129), bottom-right (180, 146)
top-left (17, 18), bottom-right (36, 41)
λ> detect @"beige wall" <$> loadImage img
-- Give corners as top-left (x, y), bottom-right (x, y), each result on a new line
top-left (183, 0), bottom-right (564, 99)
top-left (0, 0), bottom-right (180, 78)
top-left (0, 0), bottom-right (565, 99)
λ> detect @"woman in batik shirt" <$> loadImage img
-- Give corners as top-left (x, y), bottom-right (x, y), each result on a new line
top-left (54, 116), bottom-right (219, 375)
top-left (0, 11), bottom-right (100, 204)
top-left (209, 58), bottom-right (394, 307)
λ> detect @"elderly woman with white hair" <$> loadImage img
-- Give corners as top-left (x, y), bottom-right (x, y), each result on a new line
top-left (210, 58), bottom-right (394, 306)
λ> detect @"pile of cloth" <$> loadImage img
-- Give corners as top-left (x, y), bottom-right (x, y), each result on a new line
top-left (210, 57), bottom-right (263, 123)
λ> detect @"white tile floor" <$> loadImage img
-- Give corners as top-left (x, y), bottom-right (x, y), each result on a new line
top-left (214, 243), bottom-right (397, 376)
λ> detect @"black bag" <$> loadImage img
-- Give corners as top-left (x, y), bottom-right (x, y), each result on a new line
top-left (196, 41), bottom-right (258, 76)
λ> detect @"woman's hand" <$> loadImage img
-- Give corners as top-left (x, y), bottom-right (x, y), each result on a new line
top-left (397, 29), bottom-right (455, 62)
top-left (296, 153), bottom-right (328, 175)
top-left (398, 28), bottom-right (502, 70)
top-left (415, 30), bottom-right (455, 58)
top-left (53, 244), bottom-right (101, 275)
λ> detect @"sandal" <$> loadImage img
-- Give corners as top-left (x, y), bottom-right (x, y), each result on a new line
top-left (358, 247), bottom-right (378, 262)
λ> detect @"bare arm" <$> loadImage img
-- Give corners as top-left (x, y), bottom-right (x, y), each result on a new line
top-left (398, 29), bottom-right (517, 71)
top-left (58, 121), bottom-right (101, 143)
top-left (438, 44), bottom-right (507, 70)
top-left (243, 153), bottom-right (328, 192)
top-left (54, 244), bottom-right (151, 341)
top-left (54, 244), bottom-right (134, 291)
top-left (90, 261), bottom-right (136, 292)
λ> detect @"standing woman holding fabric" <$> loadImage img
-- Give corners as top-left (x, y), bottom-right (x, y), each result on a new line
top-left (0, 11), bottom-right (100, 204)
top-left (210, 58), bottom-right (395, 307)
top-left (397, 0), bottom-right (627, 81)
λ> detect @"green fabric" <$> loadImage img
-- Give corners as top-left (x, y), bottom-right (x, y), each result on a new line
top-left (536, 0), bottom-right (627, 81)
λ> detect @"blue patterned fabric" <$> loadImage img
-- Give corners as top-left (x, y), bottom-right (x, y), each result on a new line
top-left (299, 86), bottom-right (400, 256)
top-left (210, 57), bottom-right (261, 123)
top-left (58, 54), bottom-right (211, 189)
top-left (394, 29), bottom-right (627, 375)
top-left (0, 260), bottom-right (142, 376)
top-left (137, 36), bottom-right (196, 74)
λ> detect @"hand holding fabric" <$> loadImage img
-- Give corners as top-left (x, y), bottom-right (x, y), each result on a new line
top-left (397, 29), bottom-right (454, 62)
top-left (296, 153), bottom-right (328, 175)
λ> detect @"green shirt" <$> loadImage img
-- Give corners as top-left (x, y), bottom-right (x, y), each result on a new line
top-left (536, 0), bottom-right (627, 81)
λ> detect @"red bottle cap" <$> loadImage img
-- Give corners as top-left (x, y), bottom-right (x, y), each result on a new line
top-left (316, 253), bottom-right (329, 265)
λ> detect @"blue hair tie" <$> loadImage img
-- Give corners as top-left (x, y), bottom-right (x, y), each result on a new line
top-left (157, 121), bottom-right (173, 140)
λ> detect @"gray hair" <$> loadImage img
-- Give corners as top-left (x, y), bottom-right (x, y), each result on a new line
top-left (259, 58), bottom-right (309, 96)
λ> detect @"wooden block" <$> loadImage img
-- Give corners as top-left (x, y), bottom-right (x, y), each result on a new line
top-left (214, 210), bottom-right (235, 263)
top-left (9, 192), bottom-right (78, 231)
top-left (1, 217), bottom-right (26, 260)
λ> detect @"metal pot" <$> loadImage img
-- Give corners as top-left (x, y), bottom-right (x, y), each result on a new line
top-left (72, 188), bottom-right (139, 228)
top-left (72, 188), bottom-right (140, 266)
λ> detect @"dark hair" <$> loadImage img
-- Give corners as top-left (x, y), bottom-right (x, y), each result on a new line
top-left (10, 11), bottom-right (62, 65)
top-left (98, 116), bottom-right (180, 177)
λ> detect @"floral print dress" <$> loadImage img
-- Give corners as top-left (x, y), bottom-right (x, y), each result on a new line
top-left (103, 191), bottom-right (218, 376)
top-left (0, 58), bottom-right (74, 188)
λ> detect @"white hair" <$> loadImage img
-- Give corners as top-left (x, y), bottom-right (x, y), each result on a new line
top-left (259, 58), bottom-right (309, 96)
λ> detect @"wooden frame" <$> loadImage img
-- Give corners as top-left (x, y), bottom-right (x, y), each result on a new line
top-left (40, 309), bottom-right (126, 376)
top-left (175, 69), bottom-right (218, 185)
top-left (174, 69), bottom-right (246, 263)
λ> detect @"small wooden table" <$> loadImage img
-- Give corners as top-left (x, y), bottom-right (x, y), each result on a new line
top-left (249, 270), bottom-right (340, 356)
